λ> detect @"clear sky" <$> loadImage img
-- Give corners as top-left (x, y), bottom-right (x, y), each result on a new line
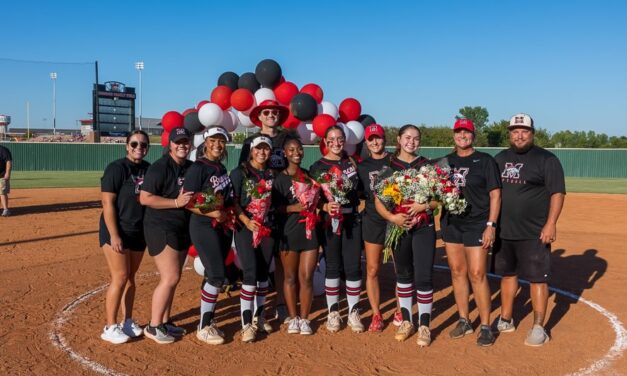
top-left (1, 0), bottom-right (626, 136)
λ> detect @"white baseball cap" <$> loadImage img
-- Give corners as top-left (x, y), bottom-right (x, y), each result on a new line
top-left (203, 126), bottom-right (230, 140)
top-left (508, 113), bottom-right (534, 130)
top-left (251, 135), bottom-right (273, 148)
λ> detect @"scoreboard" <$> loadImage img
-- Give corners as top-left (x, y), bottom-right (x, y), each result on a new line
top-left (93, 81), bottom-right (136, 136)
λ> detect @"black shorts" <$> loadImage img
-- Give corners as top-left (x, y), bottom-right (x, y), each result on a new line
top-left (144, 225), bottom-right (191, 257)
top-left (441, 220), bottom-right (484, 247)
top-left (361, 210), bottom-right (386, 246)
top-left (279, 214), bottom-right (319, 252)
top-left (494, 238), bottom-right (551, 283)
top-left (99, 218), bottom-right (146, 251)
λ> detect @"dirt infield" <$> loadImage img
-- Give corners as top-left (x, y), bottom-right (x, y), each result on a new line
top-left (1, 188), bottom-right (626, 375)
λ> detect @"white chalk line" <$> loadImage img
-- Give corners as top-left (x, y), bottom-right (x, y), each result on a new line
top-left (50, 266), bottom-right (625, 375)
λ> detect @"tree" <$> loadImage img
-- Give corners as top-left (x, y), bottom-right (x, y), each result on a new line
top-left (456, 106), bottom-right (489, 130)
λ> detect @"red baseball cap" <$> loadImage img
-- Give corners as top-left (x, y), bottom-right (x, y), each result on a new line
top-left (364, 124), bottom-right (385, 140)
top-left (453, 119), bottom-right (475, 133)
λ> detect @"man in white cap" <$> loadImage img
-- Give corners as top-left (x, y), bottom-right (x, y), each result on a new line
top-left (493, 113), bottom-right (565, 346)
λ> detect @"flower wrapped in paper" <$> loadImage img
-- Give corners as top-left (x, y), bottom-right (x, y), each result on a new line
top-left (244, 178), bottom-right (273, 248)
top-left (291, 176), bottom-right (321, 240)
top-left (313, 165), bottom-right (353, 235)
top-left (186, 187), bottom-right (225, 213)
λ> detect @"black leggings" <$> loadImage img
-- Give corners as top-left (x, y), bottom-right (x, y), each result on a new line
top-left (190, 217), bottom-right (232, 288)
top-left (393, 224), bottom-right (436, 290)
top-left (234, 226), bottom-right (275, 285)
top-left (322, 213), bottom-right (362, 281)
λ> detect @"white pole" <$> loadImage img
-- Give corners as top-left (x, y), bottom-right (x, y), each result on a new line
top-left (50, 72), bottom-right (57, 135)
top-left (135, 61), bottom-right (144, 131)
top-left (26, 101), bottom-right (30, 139)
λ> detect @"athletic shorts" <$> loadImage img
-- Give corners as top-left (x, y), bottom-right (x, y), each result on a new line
top-left (144, 226), bottom-right (191, 257)
top-left (361, 210), bottom-right (386, 246)
top-left (441, 220), bottom-right (485, 247)
top-left (494, 238), bottom-right (551, 283)
top-left (99, 223), bottom-right (146, 251)
top-left (0, 178), bottom-right (9, 195)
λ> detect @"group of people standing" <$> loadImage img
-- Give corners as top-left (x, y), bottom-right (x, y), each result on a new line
top-left (98, 99), bottom-right (565, 349)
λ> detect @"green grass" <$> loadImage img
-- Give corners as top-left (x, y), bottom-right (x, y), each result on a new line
top-left (8, 171), bottom-right (627, 194)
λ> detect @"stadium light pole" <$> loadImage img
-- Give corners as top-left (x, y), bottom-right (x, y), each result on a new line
top-left (135, 61), bottom-right (144, 131)
top-left (50, 72), bottom-right (57, 135)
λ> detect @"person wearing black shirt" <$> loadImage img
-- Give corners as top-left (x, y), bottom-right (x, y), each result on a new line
top-left (99, 130), bottom-right (150, 344)
top-left (231, 135), bottom-right (276, 342)
top-left (356, 124), bottom-right (391, 332)
top-left (183, 126), bottom-right (234, 346)
top-left (494, 113), bottom-right (565, 347)
top-left (310, 125), bottom-right (364, 334)
top-left (374, 124), bottom-right (438, 347)
top-left (440, 119), bottom-right (501, 347)
top-left (0, 144), bottom-right (12, 217)
top-left (272, 136), bottom-right (319, 335)
top-left (139, 127), bottom-right (193, 344)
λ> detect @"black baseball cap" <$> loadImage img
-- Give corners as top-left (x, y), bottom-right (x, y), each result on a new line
top-left (169, 127), bottom-right (192, 143)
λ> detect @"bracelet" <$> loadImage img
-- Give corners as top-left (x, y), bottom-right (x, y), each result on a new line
top-left (174, 199), bottom-right (179, 208)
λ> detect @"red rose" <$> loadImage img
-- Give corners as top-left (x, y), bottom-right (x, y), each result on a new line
top-left (257, 186), bottom-right (265, 195)
top-left (196, 194), bottom-right (206, 204)
top-left (324, 174), bottom-right (332, 182)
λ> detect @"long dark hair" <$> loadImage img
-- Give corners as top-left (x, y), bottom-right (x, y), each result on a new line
top-left (126, 130), bottom-right (149, 144)
top-left (394, 124), bottom-right (421, 157)
top-left (204, 126), bottom-right (228, 162)
top-left (323, 125), bottom-right (348, 158)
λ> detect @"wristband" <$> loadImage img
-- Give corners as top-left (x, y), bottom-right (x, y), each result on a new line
top-left (486, 221), bottom-right (496, 228)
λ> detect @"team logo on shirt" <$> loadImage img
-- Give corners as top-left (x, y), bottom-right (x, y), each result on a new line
top-left (131, 174), bottom-right (144, 195)
top-left (368, 171), bottom-right (380, 191)
top-left (501, 163), bottom-right (524, 179)
top-left (270, 149), bottom-right (286, 169)
top-left (343, 164), bottom-right (357, 179)
top-left (452, 168), bottom-right (469, 187)
top-left (177, 177), bottom-right (185, 187)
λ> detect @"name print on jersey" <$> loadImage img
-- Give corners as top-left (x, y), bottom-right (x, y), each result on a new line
top-left (210, 174), bottom-right (231, 192)
top-left (501, 162), bottom-right (526, 184)
top-left (343, 164), bottom-right (357, 179)
top-left (452, 168), bottom-right (469, 187)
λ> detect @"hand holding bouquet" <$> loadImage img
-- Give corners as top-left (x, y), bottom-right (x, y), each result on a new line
top-left (314, 165), bottom-right (353, 234)
top-left (291, 174), bottom-right (321, 240)
top-left (244, 178), bottom-right (273, 248)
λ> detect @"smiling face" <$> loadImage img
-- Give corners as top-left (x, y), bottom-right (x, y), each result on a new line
top-left (453, 129), bottom-right (474, 150)
top-left (258, 108), bottom-right (281, 128)
top-left (284, 138), bottom-right (304, 166)
top-left (509, 127), bottom-right (534, 152)
top-left (325, 128), bottom-right (345, 156)
top-left (126, 133), bottom-right (149, 162)
top-left (397, 127), bottom-right (420, 154)
top-left (366, 135), bottom-right (385, 155)
top-left (250, 143), bottom-right (271, 166)
top-left (204, 135), bottom-right (226, 160)
top-left (169, 137), bottom-right (191, 160)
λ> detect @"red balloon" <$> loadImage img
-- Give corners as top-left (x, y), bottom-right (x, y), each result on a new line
top-left (230, 88), bottom-right (255, 111)
top-left (282, 111), bottom-right (301, 129)
top-left (300, 83), bottom-right (324, 103)
top-left (182, 108), bottom-right (196, 117)
top-left (161, 111), bottom-right (184, 132)
top-left (225, 248), bottom-right (235, 266)
top-left (312, 114), bottom-right (336, 138)
top-left (196, 100), bottom-right (209, 111)
top-left (210, 85), bottom-right (233, 110)
top-left (339, 98), bottom-right (362, 123)
top-left (160, 131), bottom-right (170, 147)
top-left (274, 81), bottom-right (299, 105)
top-left (319, 140), bottom-right (328, 156)
top-left (188, 245), bottom-right (198, 258)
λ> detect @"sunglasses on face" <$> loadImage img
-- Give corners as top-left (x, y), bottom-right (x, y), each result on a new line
top-left (261, 109), bottom-right (279, 116)
top-left (129, 141), bottom-right (148, 149)
top-left (173, 139), bottom-right (190, 145)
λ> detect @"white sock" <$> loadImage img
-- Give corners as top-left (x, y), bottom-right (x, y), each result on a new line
top-left (200, 282), bottom-right (220, 329)
top-left (397, 283), bottom-right (414, 323)
top-left (345, 279), bottom-right (362, 313)
top-left (240, 284), bottom-right (256, 326)
top-left (416, 289), bottom-right (433, 327)
top-left (325, 278), bottom-right (341, 313)
top-left (254, 280), bottom-right (269, 318)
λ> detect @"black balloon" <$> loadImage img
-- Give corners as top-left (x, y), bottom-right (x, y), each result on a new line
top-left (217, 71), bottom-right (239, 91)
top-left (290, 93), bottom-right (318, 121)
top-left (255, 59), bottom-right (282, 89)
top-left (184, 111), bottom-right (204, 133)
top-left (238, 72), bottom-right (260, 93)
top-left (358, 114), bottom-right (376, 126)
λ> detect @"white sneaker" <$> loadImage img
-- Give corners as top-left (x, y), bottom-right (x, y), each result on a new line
top-left (101, 324), bottom-right (130, 344)
top-left (287, 317), bottom-right (301, 334)
top-left (253, 315), bottom-right (273, 333)
top-left (347, 309), bottom-right (365, 333)
top-left (241, 323), bottom-right (257, 343)
top-left (299, 319), bottom-right (313, 335)
top-left (196, 322), bottom-right (225, 345)
top-left (121, 318), bottom-right (143, 338)
top-left (326, 311), bottom-right (342, 333)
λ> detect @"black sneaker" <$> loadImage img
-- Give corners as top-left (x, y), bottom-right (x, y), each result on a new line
top-left (449, 318), bottom-right (473, 339)
top-left (144, 324), bottom-right (175, 344)
top-left (476, 325), bottom-right (495, 347)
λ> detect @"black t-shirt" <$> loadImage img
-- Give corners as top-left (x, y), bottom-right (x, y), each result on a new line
top-left (230, 163), bottom-right (275, 222)
top-left (238, 130), bottom-right (290, 171)
top-left (0, 145), bottom-right (12, 176)
top-left (100, 158), bottom-right (150, 232)
top-left (272, 169), bottom-right (311, 231)
top-left (357, 154), bottom-right (391, 218)
top-left (495, 145), bottom-right (566, 240)
top-left (309, 157), bottom-right (362, 210)
top-left (142, 154), bottom-right (192, 230)
top-left (183, 157), bottom-right (234, 224)
top-left (442, 150), bottom-right (501, 225)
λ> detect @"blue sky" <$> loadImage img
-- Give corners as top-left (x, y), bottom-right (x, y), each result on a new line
top-left (1, 0), bottom-right (626, 136)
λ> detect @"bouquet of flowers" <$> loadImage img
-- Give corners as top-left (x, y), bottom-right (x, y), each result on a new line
top-left (291, 173), bottom-right (321, 240)
top-left (313, 165), bottom-right (353, 235)
top-left (186, 188), bottom-right (236, 232)
top-left (244, 178), bottom-right (273, 248)
top-left (375, 165), bottom-right (466, 262)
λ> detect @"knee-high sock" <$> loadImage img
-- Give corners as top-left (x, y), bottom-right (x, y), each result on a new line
top-left (240, 284), bottom-right (256, 326)
top-left (345, 279), bottom-right (362, 313)
top-left (254, 280), bottom-right (269, 317)
top-left (325, 278), bottom-right (341, 312)
top-left (200, 281), bottom-right (220, 329)
top-left (397, 283), bottom-right (414, 323)
top-left (416, 289), bottom-right (433, 327)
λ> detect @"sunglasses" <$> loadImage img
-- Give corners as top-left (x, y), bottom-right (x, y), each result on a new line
top-left (173, 139), bottom-right (190, 145)
top-left (129, 141), bottom-right (148, 149)
top-left (261, 109), bottom-right (280, 116)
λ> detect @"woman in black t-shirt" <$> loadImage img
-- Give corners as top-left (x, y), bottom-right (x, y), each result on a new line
top-left (309, 125), bottom-right (364, 334)
top-left (99, 130), bottom-right (150, 344)
top-left (183, 126), bottom-right (233, 346)
top-left (139, 127), bottom-right (194, 344)
top-left (272, 136), bottom-right (319, 335)
top-left (441, 119), bottom-right (501, 347)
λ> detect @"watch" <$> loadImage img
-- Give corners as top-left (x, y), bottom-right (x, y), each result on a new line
top-left (486, 221), bottom-right (497, 228)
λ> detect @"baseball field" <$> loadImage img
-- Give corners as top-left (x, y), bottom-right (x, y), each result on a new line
top-left (1, 181), bottom-right (626, 375)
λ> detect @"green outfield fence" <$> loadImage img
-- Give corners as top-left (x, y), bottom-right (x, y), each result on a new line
top-left (2, 142), bottom-right (627, 178)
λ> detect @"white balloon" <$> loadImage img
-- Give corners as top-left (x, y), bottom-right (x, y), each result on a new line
top-left (188, 148), bottom-right (197, 162)
top-left (320, 101), bottom-right (339, 119)
top-left (221, 110), bottom-right (238, 132)
top-left (193, 257), bottom-right (205, 276)
top-left (237, 111), bottom-right (256, 128)
top-left (198, 102), bottom-right (224, 126)
top-left (254, 88), bottom-right (276, 104)
top-left (313, 257), bottom-right (326, 296)
top-left (343, 142), bottom-right (357, 155)
top-left (345, 120), bottom-right (364, 145)
top-left (296, 122), bottom-right (317, 145)
top-left (193, 132), bottom-right (205, 148)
